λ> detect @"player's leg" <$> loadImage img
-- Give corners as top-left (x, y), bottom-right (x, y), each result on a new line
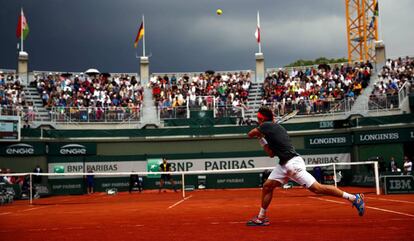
top-left (261, 179), bottom-right (281, 212)
top-left (308, 181), bottom-right (350, 199)
top-left (247, 165), bottom-right (284, 226)
top-left (308, 181), bottom-right (365, 216)
top-left (287, 156), bottom-right (365, 216)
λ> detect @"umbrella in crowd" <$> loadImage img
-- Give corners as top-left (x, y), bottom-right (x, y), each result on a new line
top-left (205, 70), bottom-right (215, 75)
top-left (60, 72), bottom-right (73, 78)
top-left (85, 68), bottom-right (100, 75)
top-left (101, 73), bottom-right (111, 77)
top-left (318, 63), bottom-right (331, 71)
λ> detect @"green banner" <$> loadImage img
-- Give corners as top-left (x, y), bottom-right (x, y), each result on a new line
top-left (47, 143), bottom-right (97, 155)
top-left (0, 142), bottom-right (45, 156)
top-left (382, 175), bottom-right (414, 194)
top-left (49, 178), bottom-right (84, 195)
top-left (147, 158), bottom-right (162, 178)
top-left (355, 128), bottom-right (414, 144)
top-left (305, 134), bottom-right (352, 148)
top-left (190, 110), bottom-right (214, 119)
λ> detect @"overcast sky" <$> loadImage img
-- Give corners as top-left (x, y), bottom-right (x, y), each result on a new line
top-left (0, 0), bottom-right (413, 73)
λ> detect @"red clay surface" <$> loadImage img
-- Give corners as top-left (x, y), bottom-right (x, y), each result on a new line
top-left (1, 187), bottom-right (414, 241)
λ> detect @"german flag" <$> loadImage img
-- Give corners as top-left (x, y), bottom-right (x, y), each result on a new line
top-left (134, 22), bottom-right (144, 48)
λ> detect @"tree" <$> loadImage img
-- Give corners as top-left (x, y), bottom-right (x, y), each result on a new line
top-left (285, 57), bottom-right (348, 67)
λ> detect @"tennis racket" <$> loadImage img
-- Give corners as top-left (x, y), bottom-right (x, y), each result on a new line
top-left (276, 109), bottom-right (299, 124)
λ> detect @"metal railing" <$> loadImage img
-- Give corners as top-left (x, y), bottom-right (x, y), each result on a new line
top-left (266, 62), bottom-right (351, 75)
top-left (158, 105), bottom-right (245, 120)
top-left (263, 98), bottom-right (353, 117)
top-left (368, 94), bottom-right (400, 111)
top-left (158, 96), bottom-right (245, 121)
top-left (151, 70), bottom-right (253, 80)
top-left (398, 81), bottom-right (412, 108)
top-left (50, 106), bottom-right (142, 123)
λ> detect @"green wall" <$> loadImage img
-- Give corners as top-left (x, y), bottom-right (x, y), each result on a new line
top-left (358, 143), bottom-right (404, 168)
top-left (0, 156), bottom-right (47, 173)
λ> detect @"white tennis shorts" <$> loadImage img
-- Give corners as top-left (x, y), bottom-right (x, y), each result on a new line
top-left (268, 156), bottom-right (316, 188)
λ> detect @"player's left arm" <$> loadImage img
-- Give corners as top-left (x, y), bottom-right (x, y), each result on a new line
top-left (248, 128), bottom-right (264, 139)
top-left (248, 128), bottom-right (275, 158)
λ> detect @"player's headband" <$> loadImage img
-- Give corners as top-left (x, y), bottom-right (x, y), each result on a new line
top-left (257, 112), bottom-right (270, 121)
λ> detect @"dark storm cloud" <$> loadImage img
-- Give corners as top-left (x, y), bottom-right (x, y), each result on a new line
top-left (0, 0), bottom-right (412, 73)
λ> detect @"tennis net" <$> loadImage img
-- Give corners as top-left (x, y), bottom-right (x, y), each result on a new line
top-left (0, 160), bottom-right (380, 204)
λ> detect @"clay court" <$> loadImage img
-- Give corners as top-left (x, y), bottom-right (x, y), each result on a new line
top-left (1, 187), bottom-right (414, 241)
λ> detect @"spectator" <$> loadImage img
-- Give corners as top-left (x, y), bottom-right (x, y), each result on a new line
top-left (403, 156), bottom-right (412, 175)
top-left (389, 156), bottom-right (400, 173)
top-left (129, 171), bottom-right (143, 193)
top-left (33, 165), bottom-right (43, 184)
top-left (86, 168), bottom-right (95, 194)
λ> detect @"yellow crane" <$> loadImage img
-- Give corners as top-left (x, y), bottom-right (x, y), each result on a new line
top-left (345, 0), bottom-right (379, 63)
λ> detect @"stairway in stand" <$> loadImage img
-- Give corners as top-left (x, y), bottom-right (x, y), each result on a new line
top-left (23, 85), bottom-right (51, 122)
top-left (244, 82), bottom-right (263, 119)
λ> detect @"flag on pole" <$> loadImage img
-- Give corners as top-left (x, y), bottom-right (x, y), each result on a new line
top-left (134, 22), bottom-right (144, 48)
top-left (16, 9), bottom-right (29, 40)
top-left (369, 1), bottom-right (379, 29)
top-left (254, 12), bottom-right (260, 43)
top-left (369, 16), bottom-right (375, 29)
top-left (374, 1), bottom-right (379, 16)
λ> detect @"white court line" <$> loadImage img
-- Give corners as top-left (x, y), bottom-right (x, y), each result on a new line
top-left (0, 212), bottom-right (11, 216)
top-left (309, 196), bottom-right (414, 218)
top-left (168, 195), bottom-right (193, 209)
top-left (366, 206), bottom-right (414, 218)
top-left (19, 206), bottom-right (48, 212)
top-left (308, 197), bottom-right (347, 204)
top-left (366, 197), bottom-right (414, 205)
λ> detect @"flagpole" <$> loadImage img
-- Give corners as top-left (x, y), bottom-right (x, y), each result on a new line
top-left (142, 15), bottom-right (146, 57)
top-left (21, 8), bottom-right (24, 52)
top-left (377, 0), bottom-right (381, 41)
top-left (257, 11), bottom-right (262, 54)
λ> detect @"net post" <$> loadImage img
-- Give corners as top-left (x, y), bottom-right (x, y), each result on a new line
top-left (374, 161), bottom-right (380, 195)
top-left (181, 173), bottom-right (185, 198)
top-left (29, 173), bottom-right (33, 205)
top-left (333, 163), bottom-right (337, 188)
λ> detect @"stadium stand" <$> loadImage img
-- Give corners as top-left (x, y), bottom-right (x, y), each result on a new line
top-left (0, 71), bottom-right (36, 125)
top-left (2, 58), bottom-right (412, 128)
top-left (370, 56), bottom-right (413, 110)
top-left (150, 71), bottom-right (251, 120)
top-left (260, 62), bottom-right (373, 117)
top-left (31, 71), bottom-right (143, 122)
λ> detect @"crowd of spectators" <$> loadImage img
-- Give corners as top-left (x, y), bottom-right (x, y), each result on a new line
top-left (150, 71), bottom-right (251, 119)
top-left (31, 72), bottom-right (144, 122)
top-left (4, 57), bottom-right (413, 124)
top-left (370, 56), bottom-right (413, 109)
top-left (262, 62), bottom-right (372, 116)
top-left (0, 72), bottom-right (35, 124)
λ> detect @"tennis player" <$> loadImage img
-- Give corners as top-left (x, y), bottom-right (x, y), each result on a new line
top-left (247, 106), bottom-right (365, 226)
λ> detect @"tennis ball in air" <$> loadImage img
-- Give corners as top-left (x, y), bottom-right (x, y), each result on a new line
top-left (216, 9), bottom-right (223, 15)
